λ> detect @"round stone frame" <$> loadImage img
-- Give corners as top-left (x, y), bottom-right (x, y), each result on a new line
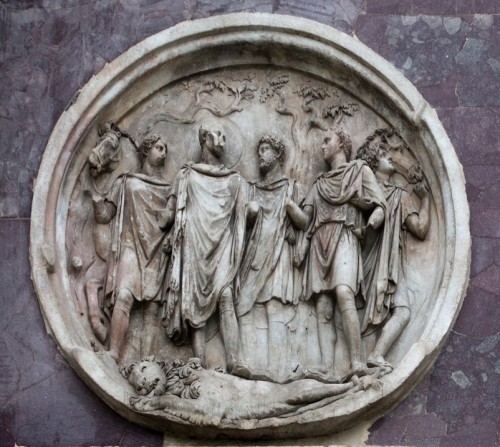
top-left (30, 13), bottom-right (470, 439)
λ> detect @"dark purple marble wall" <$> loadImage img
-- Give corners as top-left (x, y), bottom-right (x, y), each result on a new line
top-left (0, 1), bottom-right (498, 446)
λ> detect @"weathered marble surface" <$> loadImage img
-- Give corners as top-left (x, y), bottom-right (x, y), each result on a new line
top-left (0, 1), bottom-right (498, 446)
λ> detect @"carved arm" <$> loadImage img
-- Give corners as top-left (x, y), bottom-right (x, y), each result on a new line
top-left (285, 201), bottom-right (308, 231)
top-left (404, 183), bottom-right (431, 240)
top-left (158, 196), bottom-right (177, 230)
top-left (292, 206), bottom-right (313, 267)
top-left (367, 206), bottom-right (384, 230)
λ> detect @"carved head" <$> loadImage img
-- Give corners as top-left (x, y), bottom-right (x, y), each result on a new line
top-left (357, 128), bottom-right (400, 175)
top-left (138, 134), bottom-right (167, 168)
top-left (199, 123), bottom-right (226, 160)
top-left (257, 135), bottom-right (285, 172)
top-left (322, 127), bottom-right (352, 164)
top-left (126, 359), bottom-right (167, 396)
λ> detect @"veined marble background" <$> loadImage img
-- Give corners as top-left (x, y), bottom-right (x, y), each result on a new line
top-left (0, 1), bottom-right (498, 446)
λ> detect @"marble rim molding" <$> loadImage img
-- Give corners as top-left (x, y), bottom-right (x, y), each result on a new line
top-left (30, 13), bottom-right (471, 439)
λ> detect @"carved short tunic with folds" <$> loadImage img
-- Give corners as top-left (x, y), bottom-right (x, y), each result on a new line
top-left (302, 160), bottom-right (386, 302)
top-left (104, 174), bottom-right (171, 306)
top-left (166, 164), bottom-right (247, 341)
top-left (236, 178), bottom-right (303, 317)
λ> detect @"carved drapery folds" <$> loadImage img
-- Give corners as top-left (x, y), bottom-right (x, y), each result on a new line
top-left (30, 15), bottom-right (469, 439)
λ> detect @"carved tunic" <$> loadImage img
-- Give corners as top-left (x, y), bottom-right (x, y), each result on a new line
top-left (361, 184), bottom-right (418, 331)
top-left (104, 174), bottom-right (171, 307)
top-left (302, 160), bottom-right (386, 301)
top-left (237, 178), bottom-right (303, 317)
top-left (166, 164), bottom-right (247, 343)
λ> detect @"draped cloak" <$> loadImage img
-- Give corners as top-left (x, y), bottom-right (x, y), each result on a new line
top-left (165, 163), bottom-right (247, 344)
top-left (104, 173), bottom-right (171, 312)
top-left (302, 160), bottom-right (387, 304)
top-left (361, 184), bottom-right (417, 332)
top-left (236, 178), bottom-right (303, 318)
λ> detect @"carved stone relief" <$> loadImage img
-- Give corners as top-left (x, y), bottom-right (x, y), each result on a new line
top-left (30, 14), bottom-right (470, 439)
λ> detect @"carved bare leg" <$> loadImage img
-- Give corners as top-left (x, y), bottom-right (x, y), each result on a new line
top-left (108, 288), bottom-right (134, 362)
top-left (336, 285), bottom-right (365, 373)
top-left (267, 299), bottom-right (286, 379)
top-left (85, 278), bottom-right (107, 343)
top-left (315, 293), bottom-right (335, 371)
top-left (191, 326), bottom-right (206, 368)
top-left (219, 287), bottom-right (240, 373)
top-left (368, 306), bottom-right (410, 367)
top-left (141, 301), bottom-right (160, 358)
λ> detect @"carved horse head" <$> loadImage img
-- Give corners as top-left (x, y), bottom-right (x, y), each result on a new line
top-left (88, 122), bottom-right (124, 177)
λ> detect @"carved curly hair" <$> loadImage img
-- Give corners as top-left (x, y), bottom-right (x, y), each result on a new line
top-left (138, 134), bottom-right (163, 164)
top-left (258, 135), bottom-right (286, 165)
top-left (356, 128), bottom-right (395, 171)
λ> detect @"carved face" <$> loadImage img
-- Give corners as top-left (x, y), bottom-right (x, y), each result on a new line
top-left (146, 139), bottom-right (167, 167)
top-left (258, 142), bottom-right (279, 172)
top-left (128, 361), bottom-right (164, 396)
top-left (377, 150), bottom-right (395, 175)
top-left (204, 128), bottom-right (226, 158)
top-left (321, 132), bottom-right (341, 164)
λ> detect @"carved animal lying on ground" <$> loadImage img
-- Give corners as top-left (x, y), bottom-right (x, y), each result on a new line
top-left (122, 357), bottom-right (387, 424)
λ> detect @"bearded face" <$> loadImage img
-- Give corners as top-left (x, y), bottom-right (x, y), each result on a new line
top-left (258, 142), bottom-right (279, 173)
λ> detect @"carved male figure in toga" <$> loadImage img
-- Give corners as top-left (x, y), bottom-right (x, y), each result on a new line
top-left (93, 134), bottom-right (172, 363)
top-left (165, 123), bottom-right (247, 373)
top-left (237, 136), bottom-right (307, 381)
top-left (297, 128), bottom-right (387, 377)
top-left (357, 132), bottom-right (430, 368)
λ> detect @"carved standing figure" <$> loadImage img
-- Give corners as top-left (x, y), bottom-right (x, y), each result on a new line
top-left (165, 123), bottom-right (247, 373)
top-left (357, 132), bottom-right (430, 368)
top-left (236, 136), bottom-right (307, 381)
top-left (93, 135), bottom-right (172, 362)
top-left (297, 128), bottom-right (387, 377)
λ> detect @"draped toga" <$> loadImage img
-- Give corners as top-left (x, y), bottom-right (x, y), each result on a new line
top-left (302, 159), bottom-right (387, 303)
top-left (165, 163), bottom-right (247, 344)
top-left (104, 173), bottom-right (172, 310)
top-left (236, 178), bottom-right (303, 318)
top-left (361, 183), bottom-right (418, 332)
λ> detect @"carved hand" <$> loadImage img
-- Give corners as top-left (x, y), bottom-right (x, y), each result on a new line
top-left (246, 201), bottom-right (260, 224)
top-left (367, 206), bottom-right (384, 230)
top-left (414, 182), bottom-right (429, 200)
top-left (293, 252), bottom-right (304, 268)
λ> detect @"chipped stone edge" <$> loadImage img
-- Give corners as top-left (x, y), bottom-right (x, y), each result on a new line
top-left (29, 13), bottom-right (470, 439)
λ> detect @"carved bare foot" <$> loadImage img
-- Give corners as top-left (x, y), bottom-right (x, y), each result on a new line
top-left (367, 353), bottom-right (393, 369)
top-left (303, 367), bottom-right (339, 384)
top-left (341, 361), bottom-right (368, 383)
top-left (229, 360), bottom-right (253, 379)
